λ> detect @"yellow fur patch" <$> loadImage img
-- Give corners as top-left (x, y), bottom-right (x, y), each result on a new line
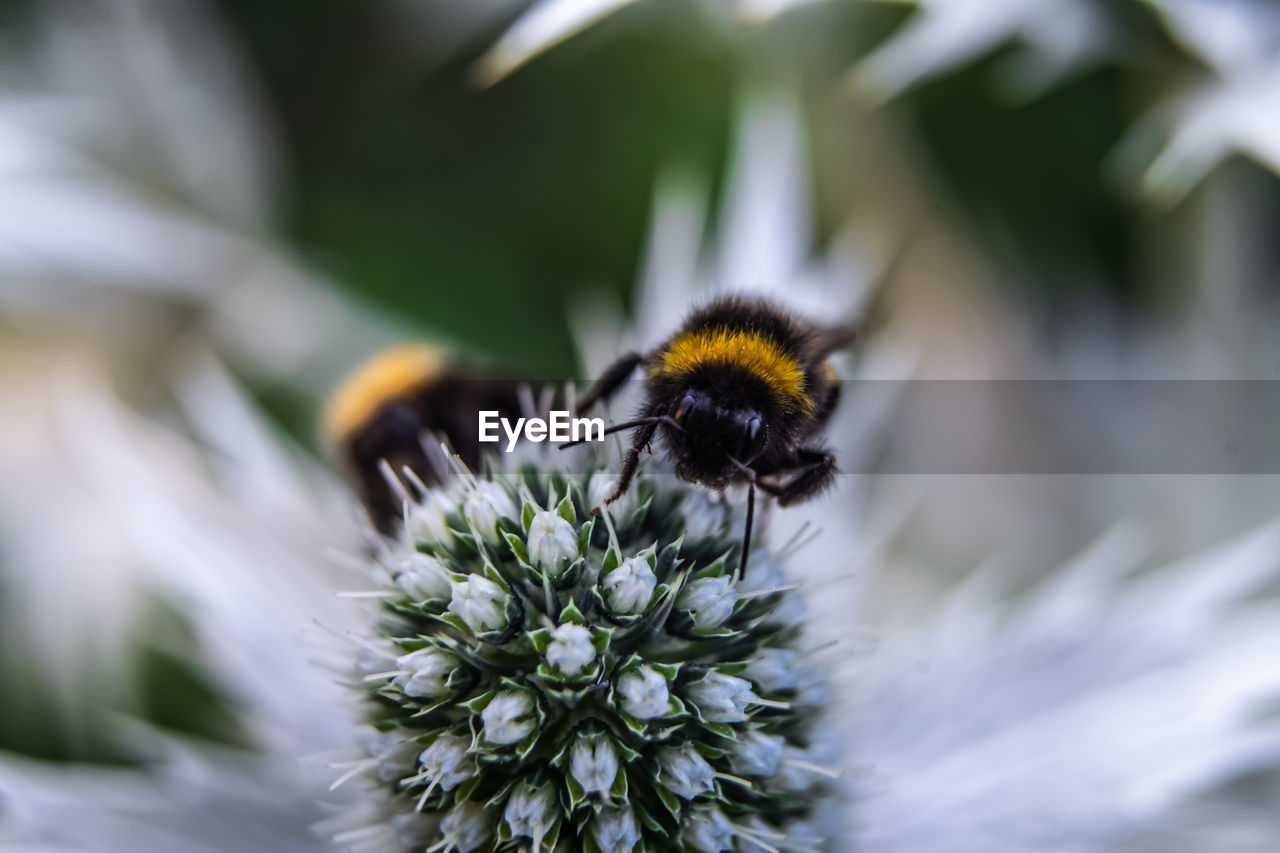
top-left (325, 344), bottom-right (443, 444)
top-left (653, 328), bottom-right (812, 411)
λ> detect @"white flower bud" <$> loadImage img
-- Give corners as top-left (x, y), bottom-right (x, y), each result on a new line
top-left (395, 552), bottom-right (453, 601)
top-left (464, 481), bottom-right (516, 542)
top-left (601, 555), bottom-right (657, 615)
top-left (616, 664), bottom-right (670, 719)
top-left (569, 734), bottom-right (619, 795)
top-left (394, 647), bottom-right (458, 699)
top-left (545, 622), bottom-right (596, 675)
top-left (731, 730), bottom-right (785, 777)
top-left (682, 808), bottom-right (735, 852)
top-left (679, 490), bottom-right (726, 540)
top-left (366, 730), bottom-right (416, 783)
top-left (686, 672), bottom-right (758, 723)
top-left (481, 690), bottom-right (535, 745)
top-left (404, 490), bottom-right (455, 546)
top-left (743, 648), bottom-right (799, 693)
top-left (592, 807), bottom-right (641, 853)
top-left (438, 801), bottom-right (495, 853)
top-left (589, 469), bottom-right (636, 515)
top-left (657, 743), bottom-right (716, 799)
top-left (448, 574), bottom-right (510, 634)
top-left (504, 780), bottom-right (556, 846)
top-left (527, 509), bottom-right (578, 574)
top-left (417, 733), bottom-right (472, 791)
top-left (678, 576), bottom-right (738, 628)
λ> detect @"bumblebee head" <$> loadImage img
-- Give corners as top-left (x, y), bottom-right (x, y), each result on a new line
top-left (668, 388), bottom-right (767, 484)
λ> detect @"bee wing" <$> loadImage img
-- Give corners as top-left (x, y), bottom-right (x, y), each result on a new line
top-left (811, 323), bottom-right (858, 357)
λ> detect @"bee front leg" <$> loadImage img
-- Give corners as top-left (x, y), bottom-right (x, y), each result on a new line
top-left (759, 448), bottom-right (837, 506)
top-left (593, 412), bottom-right (660, 513)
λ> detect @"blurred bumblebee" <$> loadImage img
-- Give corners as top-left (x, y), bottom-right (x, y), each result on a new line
top-left (571, 296), bottom-right (855, 578)
top-left (324, 344), bottom-right (524, 534)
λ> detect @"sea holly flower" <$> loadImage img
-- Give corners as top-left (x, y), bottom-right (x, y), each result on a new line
top-left (481, 689), bottom-right (537, 745)
top-left (404, 489), bottom-right (456, 545)
top-left (463, 480), bottom-right (517, 542)
top-left (657, 743), bottom-right (716, 800)
top-left (393, 553), bottom-right (452, 602)
top-left (588, 468), bottom-right (638, 515)
top-left (569, 732), bottom-right (621, 796)
top-left (592, 806), bottom-right (642, 853)
top-left (616, 663), bottom-right (672, 720)
top-left (394, 646), bottom-right (458, 699)
top-left (416, 733), bottom-right (473, 792)
top-left (731, 730), bottom-right (785, 778)
top-left (544, 622), bottom-right (596, 676)
top-left (448, 574), bottom-right (511, 634)
top-left (682, 807), bottom-right (736, 852)
top-left (743, 648), bottom-right (799, 693)
top-left (503, 779), bottom-right (557, 848)
top-left (437, 802), bottom-right (495, 853)
top-left (600, 554), bottom-right (657, 615)
top-left (677, 576), bottom-right (738, 629)
top-left (344, 464), bottom-right (832, 850)
top-left (679, 490), bottom-right (728, 541)
top-left (685, 672), bottom-right (762, 723)
top-left (526, 507), bottom-right (578, 574)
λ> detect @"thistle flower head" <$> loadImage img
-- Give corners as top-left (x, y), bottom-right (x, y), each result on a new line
top-left (347, 463), bottom-right (834, 851)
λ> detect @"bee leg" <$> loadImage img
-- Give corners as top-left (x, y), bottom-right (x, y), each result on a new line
top-left (593, 416), bottom-right (660, 514)
top-left (577, 352), bottom-right (644, 414)
top-left (761, 448), bottom-right (837, 506)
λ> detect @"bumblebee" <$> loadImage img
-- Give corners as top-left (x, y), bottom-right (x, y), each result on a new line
top-left (324, 344), bottom-right (525, 534)
top-left (574, 296), bottom-right (854, 578)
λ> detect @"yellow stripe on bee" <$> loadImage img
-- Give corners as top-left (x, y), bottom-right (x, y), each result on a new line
top-left (324, 344), bottom-right (443, 444)
top-left (654, 328), bottom-right (812, 412)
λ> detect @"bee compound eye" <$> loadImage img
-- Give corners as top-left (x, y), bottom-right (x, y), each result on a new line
top-left (676, 392), bottom-right (697, 422)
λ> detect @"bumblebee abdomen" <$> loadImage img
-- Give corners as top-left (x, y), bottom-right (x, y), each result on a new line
top-left (324, 344), bottom-right (444, 450)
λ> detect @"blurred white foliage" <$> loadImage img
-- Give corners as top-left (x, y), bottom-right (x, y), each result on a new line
top-left (480, 0), bottom-right (1280, 204)
top-left (1131, 0), bottom-right (1280, 204)
top-left (0, 345), bottom-right (360, 850)
top-left (474, 0), bottom-right (829, 84)
top-left (848, 0), bottom-right (1114, 102)
top-left (474, 0), bottom-right (637, 85)
top-left (851, 522), bottom-right (1280, 852)
top-left (0, 0), bottom-right (402, 382)
top-left (851, 0), bottom-right (1280, 203)
top-left (32, 0), bottom-right (280, 228)
top-left (0, 727), bottom-right (336, 853)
